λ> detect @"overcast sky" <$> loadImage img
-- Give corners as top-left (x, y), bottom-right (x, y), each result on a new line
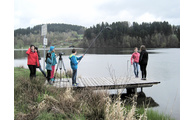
top-left (14, 0), bottom-right (180, 29)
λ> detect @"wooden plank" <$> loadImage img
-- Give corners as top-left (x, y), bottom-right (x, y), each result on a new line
top-left (86, 78), bottom-right (95, 86)
top-left (103, 77), bottom-right (115, 84)
top-left (91, 77), bottom-right (101, 86)
top-left (81, 78), bottom-right (89, 87)
top-left (84, 77), bottom-right (94, 86)
top-left (89, 78), bottom-right (98, 86)
top-left (100, 77), bottom-right (114, 85)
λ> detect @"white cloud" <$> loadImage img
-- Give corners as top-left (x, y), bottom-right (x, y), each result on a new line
top-left (136, 12), bottom-right (162, 24)
top-left (14, 0), bottom-right (180, 29)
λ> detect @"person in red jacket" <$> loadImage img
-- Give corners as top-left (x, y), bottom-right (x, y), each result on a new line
top-left (131, 47), bottom-right (140, 78)
top-left (26, 45), bottom-right (40, 79)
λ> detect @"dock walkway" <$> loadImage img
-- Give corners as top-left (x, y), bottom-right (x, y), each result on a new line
top-left (47, 77), bottom-right (160, 93)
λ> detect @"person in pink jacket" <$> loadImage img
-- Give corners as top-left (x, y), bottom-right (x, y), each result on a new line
top-left (131, 47), bottom-right (140, 78)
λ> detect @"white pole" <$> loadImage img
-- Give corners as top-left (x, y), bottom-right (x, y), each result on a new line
top-left (43, 36), bottom-right (46, 71)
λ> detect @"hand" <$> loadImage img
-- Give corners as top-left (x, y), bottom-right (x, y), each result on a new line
top-left (82, 55), bottom-right (84, 57)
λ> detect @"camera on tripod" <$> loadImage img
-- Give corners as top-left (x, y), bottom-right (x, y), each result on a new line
top-left (59, 52), bottom-right (65, 56)
top-left (58, 52), bottom-right (65, 59)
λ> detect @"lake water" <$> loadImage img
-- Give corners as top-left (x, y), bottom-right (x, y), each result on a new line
top-left (14, 48), bottom-right (180, 119)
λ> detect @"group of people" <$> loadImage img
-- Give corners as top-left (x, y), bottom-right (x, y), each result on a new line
top-left (26, 44), bottom-right (148, 87)
top-left (131, 45), bottom-right (148, 80)
top-left (26, 45), bottom-right (83, 86)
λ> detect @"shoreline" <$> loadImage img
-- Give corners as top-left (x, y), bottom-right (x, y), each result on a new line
top-left (14, 47), bottom-right (84, 51)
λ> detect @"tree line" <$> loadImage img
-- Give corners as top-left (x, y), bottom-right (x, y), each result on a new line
top-left (80, 21), bottom-right (180, 48)
top-left (14, 21), bottom-right (180, 49)
top-left (14, 23), bottom-right (86, 36)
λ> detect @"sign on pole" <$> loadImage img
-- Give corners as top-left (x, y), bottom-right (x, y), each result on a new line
top-left (41, 24), bottom-right (47, 36)
top-left (41, 24), bottom-right (47, 71)
top-left (43, 38), bottom-right (48, 46)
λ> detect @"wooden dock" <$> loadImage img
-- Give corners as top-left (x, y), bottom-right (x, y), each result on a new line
top-left (46, 77), bottom-right (160, 94)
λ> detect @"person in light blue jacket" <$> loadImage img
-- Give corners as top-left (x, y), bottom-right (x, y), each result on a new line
top-left (69, 49), bottom-right (84, 86)
top-left (46, 52), bottom-right (53, 85)
top-left (48, 46), bottom-right (57, 83)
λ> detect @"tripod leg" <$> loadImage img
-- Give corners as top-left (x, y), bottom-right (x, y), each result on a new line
top-left (54, 61), bottom-right (59, 80)
top-left (61, 60), bottom-right (69, 82)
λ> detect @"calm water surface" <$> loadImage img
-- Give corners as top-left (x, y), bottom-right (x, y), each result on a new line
top-left (14, 48), bottom-right (180, 120)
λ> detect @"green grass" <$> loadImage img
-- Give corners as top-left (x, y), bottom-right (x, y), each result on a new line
top-left (125, 104), bottom-right (175, 120)
top-left (35, 111), bottom-right (66, 120)
top-left (147, 109), bottom-right (175, 120)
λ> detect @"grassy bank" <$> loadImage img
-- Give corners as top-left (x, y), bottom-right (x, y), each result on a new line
top-left (14, 67), bottom-right (175, 120)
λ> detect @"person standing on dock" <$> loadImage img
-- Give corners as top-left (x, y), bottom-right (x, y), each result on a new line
top-left (131, 47), bottom-right (140, 78)
top-left (69, 49), bottom-right (84, 86)
top-left (139, 45), bottom-right (148, 80)
top-left (26, 45), bottom-right (40, 80)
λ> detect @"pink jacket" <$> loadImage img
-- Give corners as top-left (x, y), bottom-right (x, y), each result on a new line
top-left (131, 52), bottom-right (140, 64)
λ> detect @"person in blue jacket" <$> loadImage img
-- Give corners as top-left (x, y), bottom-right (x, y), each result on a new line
top-left (46, 52), bottom-right (53, 85)
top-left (48, 46), bottom-right (57, 83)
top-left (69, 49), bottom-right (84, 86)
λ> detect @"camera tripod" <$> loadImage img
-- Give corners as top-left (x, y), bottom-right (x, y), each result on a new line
top-left (54, 55), bottom-right (69, 83)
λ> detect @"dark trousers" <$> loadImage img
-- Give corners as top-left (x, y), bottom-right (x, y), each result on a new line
top-left (47, 70), bottom-right (51, 82)
top-left (72, 69), bottom-right (77, 85)
top-left (28, 65), bottom-right (36, 79)
top-left (140, 64), bottom-right (147, 79)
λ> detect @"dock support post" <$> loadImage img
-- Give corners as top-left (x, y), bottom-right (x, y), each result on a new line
top-left (141, 87), bottom-right (143, 92)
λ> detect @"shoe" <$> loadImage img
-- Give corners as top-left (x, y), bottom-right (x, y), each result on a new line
top-left (51, 78), bottom-right (55, 83)
top-left (72, 83), bottom-right (78, 87)
top-left (76, 83), bottom-right (79, 86)
top-left (48, 80), bottom-right (53, 85)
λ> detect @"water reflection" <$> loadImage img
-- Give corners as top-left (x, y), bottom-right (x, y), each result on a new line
top-left (14, 48), bottom-right (160, 59)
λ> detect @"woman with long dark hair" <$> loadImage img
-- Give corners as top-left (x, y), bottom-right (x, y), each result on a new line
top-left (139, 45), bottom-right (148, 80)
top-left (34, 47), bottom-right (46, 77)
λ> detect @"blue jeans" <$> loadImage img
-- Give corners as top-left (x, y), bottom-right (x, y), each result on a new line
top-left (133, 62), bottom-right (139, 77)
top-left (72, 69), bottom-right (77, 85)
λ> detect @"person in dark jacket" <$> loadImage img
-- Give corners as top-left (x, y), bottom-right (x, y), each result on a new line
top-left (26, 45), bottom-right (39, 79)
top-left (139, 45), bottom-right (148, 80)
top-left (35, 47), bottom-right (46, 77)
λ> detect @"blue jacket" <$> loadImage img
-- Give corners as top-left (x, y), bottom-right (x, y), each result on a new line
top-left (48, 50), bottom-right (57, 66)
top-left (69, 54), bottom-right (83, 70)
top-left (46, 57), bottom-right (53, 70)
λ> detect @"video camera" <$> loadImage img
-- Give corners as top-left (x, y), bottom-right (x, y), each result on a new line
top-left (58, 52), bottom-right (65, 60)
top-left (59, 52), bottom-right (65, 56)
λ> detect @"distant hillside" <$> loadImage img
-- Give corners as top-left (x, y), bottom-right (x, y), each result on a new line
top-left (14, 23), bottom-right (86, 49)
top-left (14, 23), bottom-right (86, 36)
